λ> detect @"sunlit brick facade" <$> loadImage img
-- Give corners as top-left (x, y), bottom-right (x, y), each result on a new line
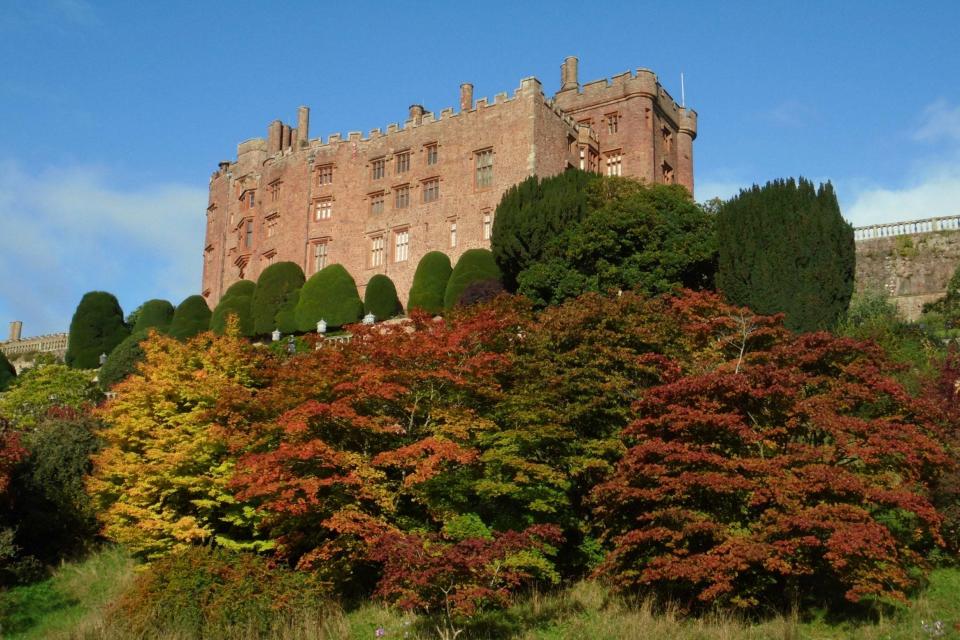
top-left (201, 58), bottom-right (697, 306)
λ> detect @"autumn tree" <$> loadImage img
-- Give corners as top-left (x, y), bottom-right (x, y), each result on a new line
top-left (89, 322), bottom-right (274, 559)
top-left (0, 364), bottom-right (102, 430)
top-left (593, 329), bottom-right (947, 611)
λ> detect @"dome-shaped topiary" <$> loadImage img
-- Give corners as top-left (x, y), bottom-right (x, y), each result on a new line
top-left (0, 350), bottom-right (16, 391)
top-left (98, 330), bottom-right (149, 390)
top-left (66, 291), bottom-right (130, 369)
top-left (294, 264), bottom-right (364, 331)
top-left (407, 251), bottom-right (452, 315)
top-left (444, 249), bottom-right (502, 309)
top-left (131, 299), bottom-right (175, 334)
top-left (274, 288), bottom-right (301, 334)
top-left (251, 262), bottom-right (306, 336)
top-left (168, 295), bottom-right (212, 340)
top-left (364, 274), bottom-right (402, 321)
top-left (210, 280), bottom-right (256, 336)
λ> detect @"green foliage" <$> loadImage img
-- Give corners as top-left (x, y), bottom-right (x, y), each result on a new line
top-left (364, 274), bottom-right (402, 320)
top-left (167, 295), bottom-right (212, 340)
top-left (407, 251), bottom-right (452, 314)
top-left (491, 169), bottom-right (599, 291)
top-left (0, 365), bottom-right (102, 430)
top-left (209, 280), bottom-right (255, 336)
top-left (130, 299), bottom-right (174, 334)
top-left (252, 262), bottom-right (306, 336)
top-left (65, 291), bottom-right (130, 369)
top-left (444, 249), bottom-right (502, 309)
top-left (0, 350), bottom-right (15, 392)
top-left (97, 331), bottom-right (147, 390)
top-left (716, 177), bottom-right (855, 332)
top-left (274, 287), bottom-right (301, 334)
top-left (108, 546), bottom-right (330, 638)
top-left (294, 264), bottom-right (364, 331)
top-left (9, 411), bottom-right (102, 563)
top-left (516, 179), bottom-right (717, 307)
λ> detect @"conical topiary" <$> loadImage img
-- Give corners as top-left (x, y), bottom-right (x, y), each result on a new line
top-left (294, 264), bottom-right (364, 331)
top-left (444, 249), bottom-right (502, 309)
top-left (407, 251), bottom-right (452, 315)
top-left (364, 274), bottom-right (402, 321)
top-left (65, 291), bottom-right (130, 369)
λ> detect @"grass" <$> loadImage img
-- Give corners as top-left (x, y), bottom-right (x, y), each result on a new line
top-left (3, 550), bottom-right (960, 640)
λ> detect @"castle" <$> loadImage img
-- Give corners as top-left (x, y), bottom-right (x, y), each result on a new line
top-left (201, 57), bottom-right (697, 306)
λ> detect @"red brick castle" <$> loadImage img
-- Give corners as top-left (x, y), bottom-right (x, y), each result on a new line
top-left (201, 57), bottom-right (697, 306)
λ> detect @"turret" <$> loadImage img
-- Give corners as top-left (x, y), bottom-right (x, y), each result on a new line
top-left (267, 119), bottom-right (282, 154)
top-left (409, 104), bottom-right (425, 125)
top-left (560, 56), bottom-right (579, 92)
top-left (8, 321), bottom-right (22, 342)
top-left (677, 108), bottom-right (698, 195)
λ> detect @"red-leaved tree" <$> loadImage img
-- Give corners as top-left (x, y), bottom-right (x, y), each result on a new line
top-left (592, 331), bottom-right (947, 611)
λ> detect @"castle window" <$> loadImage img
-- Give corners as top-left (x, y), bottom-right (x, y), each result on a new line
top-left (475, 148), bottom-right (494, 188)
top-left (244, 219), bottom-right (254, 248)
top-left (315, 199), bottom-right (332, 221)
top-left (370, 235), bottom-right (385, 267)
top-left (605, 152), bottom-right (622, 177)
top-left (312, 241), bottom-right (328, 273)
top-left (394, 229), bottom-right (409, 262)
top-left (425, 143), bottom-right (438, 166)
top-left (317, 164), bottom-right (334, 185)
top-left (372, 157), bottom-right (386, 180)
top-left (263, 251), bottom-right (277, 266)
top-left (423, 177), bottom-right (440, 203)
top-left (248, 191), bottom-right (256, 208)
top-left (395, 151), bottom-right (411, 174)
top-left (265, 214), bottom-right (279, 238)
top-left (483, 211), bottom-right (493, 240)
top-left (662, 127), bottom-right (673, 152)
top-left (394, 184), bottom-right (410, 209)
top-left (269, 180), bottom-right (282, 202)
top-left (607, 113), bottom-right (620, 135)
top-left (579, 148), bottom-right (585, 170)
top-left (449, 220), bottom-right (457, 248)
top-left (661, 161), bottom-right (674, 184)
top-left (370, 191), bottom-right (385, 215)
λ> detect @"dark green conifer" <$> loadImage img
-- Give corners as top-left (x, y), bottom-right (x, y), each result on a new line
top-left (131, 299), bottom-right (175, 334)
top-left (65, 291), bottom-right (130, 369)
top-left (294, 264), bottom-right (363, 331)
top-left (0, 350), bottom-right (15, 391)
top-left (251, 262), bottom-right (306, 335)
top-left (364, 274), bottom-right (402, 320)
top-left (407, 252), bottom-right (452, 315)
top-left (444, 249), bottom-right (502, 309)
top-left (210, 280), bottom-right (256, 336)
top-left (168, 295), bottom-right (212, 340)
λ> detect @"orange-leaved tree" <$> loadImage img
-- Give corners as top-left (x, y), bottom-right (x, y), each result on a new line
top-left (89, 320), bottom-right (275, 559)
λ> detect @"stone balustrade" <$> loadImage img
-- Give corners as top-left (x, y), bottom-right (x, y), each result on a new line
top-left (854, 215), bottom-right (960, 241)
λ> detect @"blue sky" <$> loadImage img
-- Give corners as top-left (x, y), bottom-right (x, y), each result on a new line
top-left (2, 0), bottom-right (959, 335)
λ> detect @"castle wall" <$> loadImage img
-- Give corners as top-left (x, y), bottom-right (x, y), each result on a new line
top-left (202, 60), bottom-right (696, 310)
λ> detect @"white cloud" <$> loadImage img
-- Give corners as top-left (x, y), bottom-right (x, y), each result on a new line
top-left (844, 162), bottom-right (960, 227)
top-left (914, 99), bottom-right (960, 144)
top-left (695, 179), bottom-right (746, 203)
top-left (0, 161), bottom-right (206, 335)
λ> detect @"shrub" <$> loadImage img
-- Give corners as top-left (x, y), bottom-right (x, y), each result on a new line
top-left (97, 331), bottom-right (148, 390)
top-left (458, 279), bottom-right (506, 307)
top-left (408, 251), bottom-right (452, 315)
top-left (491, 169), bottom-right (598, 291)
top-left (210, 280), bottom-right (255, 336)
top-left (168, 295), bottom-right (212, 340)
top-left (445, 249), bottom-right (502, 309)
top-left (274, 287), bottom-right (301, 334)
top-left (251, 262), bottom-right (306, 336)
top-left (130, 299), bottom-right (175, 334)
top-left (107, 546), bottom-right (330, 638)
top-left (0, 365), bottom-right (102, 430)
top-left (294, 264), bottom-right (364, 331)
top-left (65, 291), bottom-right (130, 369)
top-left (0, 351), bottom-right (15, 392)
top-left (364, 274), bottom-right (402, 320)
top-left (717, 178), bottom-right (854, 332)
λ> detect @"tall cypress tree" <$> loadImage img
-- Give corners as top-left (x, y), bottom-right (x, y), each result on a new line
top-left (717, 178), bottom-right (854, 332)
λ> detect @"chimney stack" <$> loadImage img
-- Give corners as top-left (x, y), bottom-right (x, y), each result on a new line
top-left (297, 106), bottom-right (310, 146)
top-left (267, 120), bottom-right (283, 154)
top-left (8, 321), bottom-right (22, 342)
top-left (460, 83), bottom-right (474, 112)
top-left (409, 104), bottom-right (425, 125)
top-left (560, 56), bottom-right (579, 91)
top-left (281, 124), bottom-right (292, 150)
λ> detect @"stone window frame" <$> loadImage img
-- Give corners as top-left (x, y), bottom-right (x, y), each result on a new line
top-left (369, 191), bottom-right (386, 215)
top-left (394, 184), bottom-right (410, 209)
top-left (268, 179), bottom-right (282, 202)
top-left (369, 233), bottom-right (386, 268)
top-left (314, 197), bottom-right (333, 221)
top-left (606, 112), bottom-right (620, 135)
top-left (395, 149), bottom-right (411, 174)
top-left (474, 147), bottom-right (494, 189)
top-left (393, 227), bottom-right (410, 263)
top-left (262, 249), bottom-right (277, 266)
top-left (371, 157), bottom-right (387, 180)
top-left (424, 142), bottom-right (439, 166)
top-left (239, 188), bottom-right (257, 210)
top-left (482, 209), bottom-right (493, 241)
top-left (309, 237), bottom-right (331, 274)
top-left (240, 217), bottom-right (255, 249)
top-left (422, 176), bottom-right (440, 203)
top-left (316, 163), bottom-right (334, 186)
top-left (265, 212), bottom-right (280, 238)
top-left (605, 150), bottom-right (623, 177)
top-left (661, 160), bottom-right (675, 184)
top-left (448, 216), bottom-right (458, 248)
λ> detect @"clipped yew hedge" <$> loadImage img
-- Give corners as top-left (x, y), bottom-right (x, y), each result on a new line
top-left (66, 291), bottom-right (130, 369)
top-left (251, 262), bottom-right (306, 336)
top-left (294, 264), bottom-right (363, 331)
top-left (168, 295), bottom-right (212, 340)
top-left (364, 274), bottom-right (402, 321)
top-left (131, 299), bottom-right (175, 334)
top-left (210, 281), bottom-right (256, 336)
top-left (444, 249), bottom-right (502, 309)
top-left (407, 251), bottom-right (452, 315)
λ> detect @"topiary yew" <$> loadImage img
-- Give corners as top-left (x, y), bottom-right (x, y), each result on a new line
top-left (444, 249), bottom-right (502, 309)
top-left (66, 291), bottom-right (130, 369)
top-left (294, 264), bottom-right (363, 331)
top-left (168, 295), bottom-right (212, 340)
top-left (98, 331), bottom-right (148, 390)
top-left (251, 262), bottom-right (306, 336)
top-left (210, 281), bottom-right (255, 336)
top-left (407, 252), bottom-right (452, 315)
top-left (364, 274), bottom-right (402, 320)
top-left (131, 299), bottom-right (175, 334)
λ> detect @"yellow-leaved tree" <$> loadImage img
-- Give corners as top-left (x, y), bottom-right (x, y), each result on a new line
top-left (88, 319), bottom-right (274, 559)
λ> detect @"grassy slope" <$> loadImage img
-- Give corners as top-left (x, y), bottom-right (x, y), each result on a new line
top-left (3, 550), bottom-right (959, 639)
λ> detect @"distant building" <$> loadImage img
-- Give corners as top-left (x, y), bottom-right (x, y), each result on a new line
top-left (1, 321), bottom-right (68, 373)
top-left (201, 57), bottom-right (698, 306)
